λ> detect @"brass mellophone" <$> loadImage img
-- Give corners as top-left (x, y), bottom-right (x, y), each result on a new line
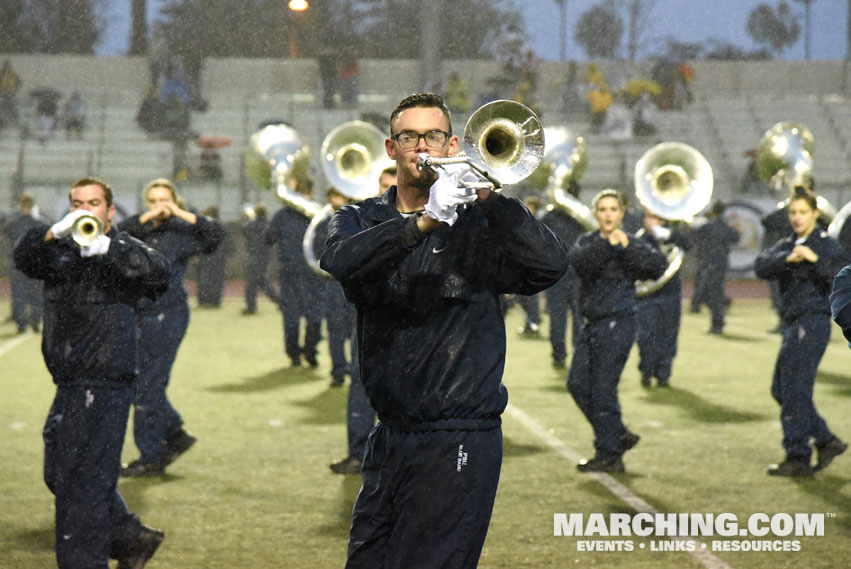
top-left (71, 214), bottom-right (103, 247)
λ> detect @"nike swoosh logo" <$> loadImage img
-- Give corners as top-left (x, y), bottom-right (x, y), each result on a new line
top-left (432, 246), bottom-right (447, 254)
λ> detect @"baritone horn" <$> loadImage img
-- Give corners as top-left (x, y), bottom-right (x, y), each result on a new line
top-left (246, 122), bottom-right (322, 218)
top-left (72, 214), bottom-right (103, 247)
top-left (543, 126), bottom-right (596, 230)
top-left (417, 100), bottom-right (545, 189)
top-left (303, 120), bottom-right (393, 277)
top-left (634, 142), bottom-right (714, 297)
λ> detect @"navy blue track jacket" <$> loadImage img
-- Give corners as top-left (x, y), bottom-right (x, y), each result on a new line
top-left (13, 226), bottom-right (170, 386)
top-left (118, 213), bottom-right (224, 314)
top-left (570, 231), bottom-right (667, 321)
top-left (320, 188), bottom-right (569, 430)
top-left (755, 230), bottom-right (851, 324)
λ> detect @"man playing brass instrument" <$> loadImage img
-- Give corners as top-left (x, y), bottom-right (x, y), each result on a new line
top-left (14, 178), bottom-right (170, 569)
top-left (321, 93), bottom-right (568, 568)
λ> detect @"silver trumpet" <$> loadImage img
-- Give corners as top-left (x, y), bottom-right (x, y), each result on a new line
top-left (417, 100), bottom-right (545, 190)
top-left (71, 214), bottom-right (103, 247)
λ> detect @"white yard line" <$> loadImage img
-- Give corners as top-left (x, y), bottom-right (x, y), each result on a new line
top-left (505, 403), bottom-right (735, 569)
top-left (0, 333), bottom-right (33, 358)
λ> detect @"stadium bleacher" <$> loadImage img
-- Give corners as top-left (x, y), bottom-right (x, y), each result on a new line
top-left (2, 56), bottom-right (851, 220)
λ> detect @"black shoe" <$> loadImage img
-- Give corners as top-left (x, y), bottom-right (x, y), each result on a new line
top-left (303, 351), bottom-right (319, 368)
top-left (117, 525), bottom-right (164, 569)
top-left (656, 377), bottom-right (670, 388)
top-left (815, 437), bottom-right (848, 472)
top-left (640, 374), bottom-right (651, 387)
top-left (329, 455), bottom-right (363, 475)
top-left (329, 375), bottom-right (345, 388)
top-left (31, 322), bottom-right (40, 333)
top-left (707, 327), bottom-right (723, 335)
top-left (552, 356), bottom-right (565, 369)
top-left (120, 459), bottom-right (166, 478)
top-left (289, 357), bottom-right (301, 368)
top-left (620, 430), bottom-right (640, 453)
top-left (518, 323), bottom-right (540, 337)
top-left (241, 308), bottom-right (257, 315)
top-left (577, 456), bottom-right (625, 473)
top-left (164, 429), bottom-right (197, 465)
top-left (767, 458), bottom-right (813, 477)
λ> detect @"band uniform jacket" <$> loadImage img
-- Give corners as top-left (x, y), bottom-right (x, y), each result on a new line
top-left (320, 187), bottom-right (569, 430)
top-left (570, 230), bottom-right (668, 321)
top-left (756, 230), bottom-right (851, 325)
top-left (13, 226), bottom-right (170, 386)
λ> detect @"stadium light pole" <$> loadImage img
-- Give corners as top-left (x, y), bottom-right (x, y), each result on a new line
top-left (556, 0), bottom-right (568, 61)
top-left (420, 3), bottom-right (442, 92)
top-left (288, 0), bottom-right (309, 59)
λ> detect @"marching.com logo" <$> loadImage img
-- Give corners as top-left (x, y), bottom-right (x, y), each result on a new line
top-left (553, 512), bottom-right (831, 552)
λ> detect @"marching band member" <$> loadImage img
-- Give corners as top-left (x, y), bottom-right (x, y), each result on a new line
top-left (635, 210), bottom-right (690, 387)
top-left (568, 189), bottom-right (667, 473)
top-left (755, 186), bottom-right (849, 476)
top-left (119, 178), bottom-right (226, 477)
top-left (320, 93), bottom-right (567, 568)
top-left (265, 177), bottom-right (326, 368)
top-left (14, 177), bottom-right (170, 568)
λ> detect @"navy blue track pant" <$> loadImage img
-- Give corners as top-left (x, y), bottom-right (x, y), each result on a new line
top-left (346, 327), bottom-right (375, 459)
top-left (568, 313), bottom-right (636, 459)
top-left (545, 271), bottom-right (582, 361)
top-left (134, 303), bottom-right (189, 463)
top-left (636, 298), bottom-right (680, 381)
top-left (279, 276), bottom-right (323, 362)
top-left (346, 424), bottom-right (502, 569)
top-left (771, 313), bottom-right (835, 461)
top-left (44, 385), bottom-right (142, 569)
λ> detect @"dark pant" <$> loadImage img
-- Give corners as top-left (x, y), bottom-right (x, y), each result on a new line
top-left (44, 385), bottom-right (142, 569)
top-left (694, 264), bottom-right (727, 330)
top-left (346, 328), bottom-right (376, 459)
top-left (771, 314), bottom-right (835, 461)
top-left (346, 424), bottom-right (502, 569)
top-left (244, 261), bottom-right (279, 312)
top-left (545, 271), bottom-right (582, 361)
top-left (517, 293), bottom-right (540, 326)
top-left (636, 297), bottom-right (681, 381)
top-left (279, 277), bottom-right (323, 363)
top-left (134, 304), bottom-right (189, 463)
top-left (327, 284), bottom-right (355, 380)
top-left (568, 313), bottom-right (636, 458)
top-left (10, 267), bottom-right (42, 331)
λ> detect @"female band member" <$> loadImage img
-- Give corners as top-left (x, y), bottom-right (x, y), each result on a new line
top-left (119, 178), bottom-right (226, 476)
top-left (567, 189), bottom-right (667, 472)
top-left (755, 186), bottom-right (849, 476)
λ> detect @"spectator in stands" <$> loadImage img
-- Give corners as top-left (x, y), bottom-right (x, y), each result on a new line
top-left (378, 166), bottom-right (397, 195)
top-left (34, 89), bottom-right (59, 145)
top-left (340, 56), bottom-right (360, 108)
top-left (62, 91), bottom-right (86, 140)
top-left (0, 59), bottom-right (21, 130)
top-left (161, 93), bottom-right (191, 142)
top-left (318, 48), bottom-right (338, 109)
top-left (137, 85), bottom-right (165, 136)
top-left (446, 71), bottom-right (471, 115)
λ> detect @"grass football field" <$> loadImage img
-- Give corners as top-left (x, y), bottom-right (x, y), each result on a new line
top-left (1, 287), bottom-right (850, 569)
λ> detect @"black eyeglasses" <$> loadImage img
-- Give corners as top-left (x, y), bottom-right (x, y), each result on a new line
top-left (391, 130), bottom-right (451, 149)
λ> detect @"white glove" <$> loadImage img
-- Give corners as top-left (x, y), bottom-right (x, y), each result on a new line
top-left (424, 163), bottom-right (477, 226)
top-left (50, 209), bottom-right (90, 239)
top-left (80, 234), bottom-right (111, 257)
top-left (650, 225), bottom-right (671, 240)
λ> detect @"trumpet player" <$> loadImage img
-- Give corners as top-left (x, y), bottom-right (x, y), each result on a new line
top-left (567, 190), bottom-right (667, 473)
top-left (320, 93), bottom-right (568, 569)
top-left (14, 178), bottom-right (170, 569)
top-left (118, 178), bottom-right (226, 477)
